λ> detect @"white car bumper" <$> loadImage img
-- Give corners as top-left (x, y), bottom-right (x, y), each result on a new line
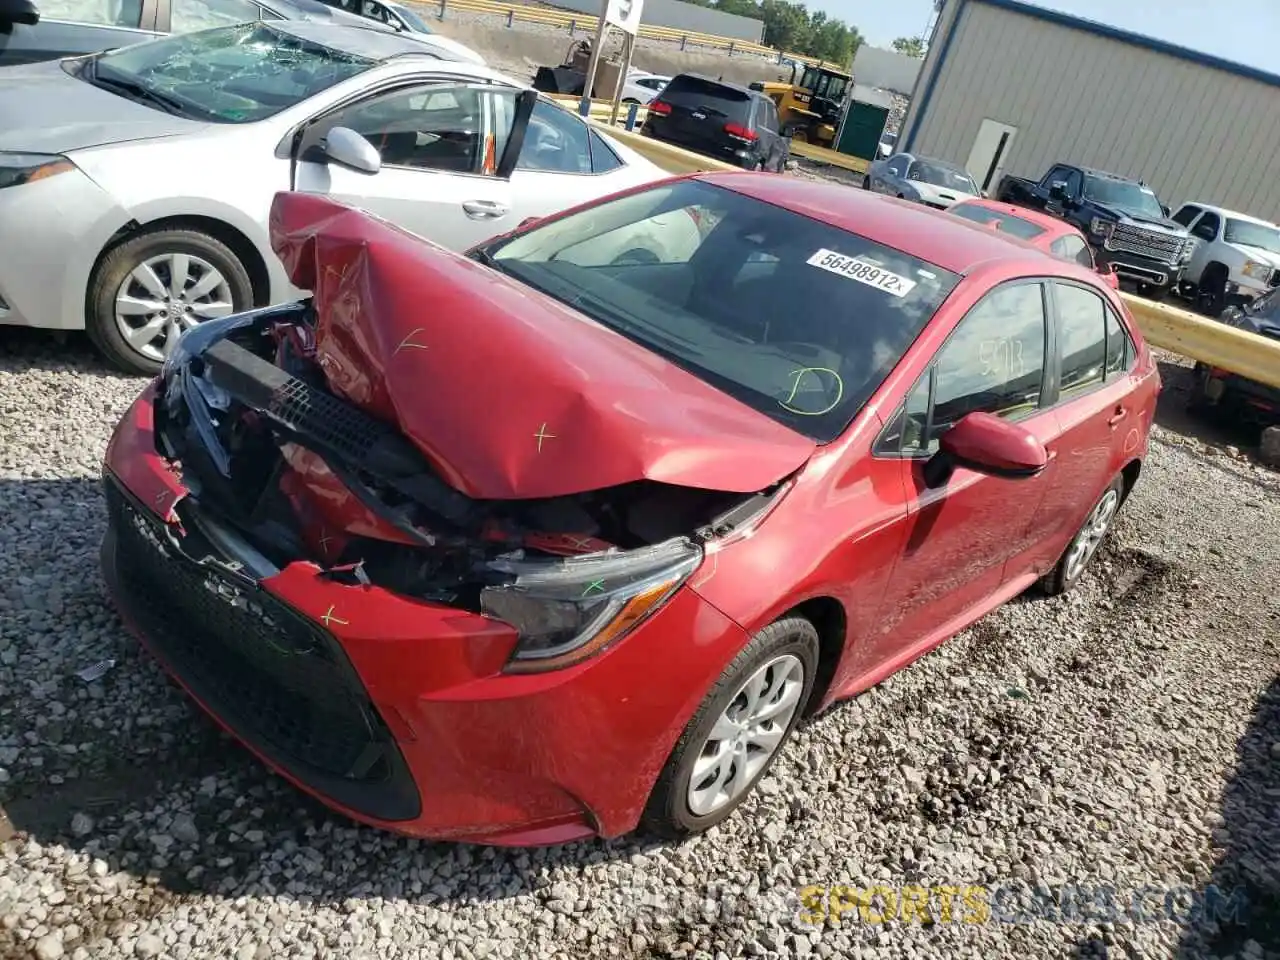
top-left (0, 165), bottom-right (128, 331)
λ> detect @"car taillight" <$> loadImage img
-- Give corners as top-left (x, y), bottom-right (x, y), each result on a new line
top-left (648, 101), bottom-right (672, 116)
top-left (724, 122), bottom-right (757, 142)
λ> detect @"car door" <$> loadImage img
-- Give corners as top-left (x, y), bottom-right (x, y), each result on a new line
top-left (162, 0), bottom-right (272, 32)
top-left (1185, 210), bottom-right (1221, 281)
top-left (869, 279), bottom-right (1056, 662)
top-left (876, 154), bottom-right (909, 194)
top-left (505, 99), bottom-right (629, 219)
top-left (754, 95), bottom-right (784, 171)
top-left (292, 81), bottom-right (533, 252)
top-left (0, 0), bottom-right (158, 66)
top-left (1019, 281), bottom-right (1140, 572)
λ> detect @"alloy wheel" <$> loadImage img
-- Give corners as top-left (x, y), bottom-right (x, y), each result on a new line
top-left (1064, 487), bottom-right (1120, 582)
top-left (686, 653), bottom-right (805, 817)
top-left (113, 253), bottom-right (235, 364)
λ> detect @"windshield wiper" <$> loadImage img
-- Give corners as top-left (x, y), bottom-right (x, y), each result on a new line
top-left (88, 68), bottom-right (190, 117)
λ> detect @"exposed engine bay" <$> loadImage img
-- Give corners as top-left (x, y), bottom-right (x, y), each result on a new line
top-left (153, 303), bottom-right (780, 613)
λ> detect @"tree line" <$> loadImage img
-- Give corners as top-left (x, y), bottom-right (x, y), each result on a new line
top-left (681, 0), bottom-right (928, 64)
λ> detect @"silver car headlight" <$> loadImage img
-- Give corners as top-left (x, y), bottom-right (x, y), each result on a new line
top-left (0, 152), bottom-right (74, 191)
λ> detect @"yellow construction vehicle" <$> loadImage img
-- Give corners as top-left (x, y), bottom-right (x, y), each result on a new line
top-left (750, 60), bottom-right (851, 146)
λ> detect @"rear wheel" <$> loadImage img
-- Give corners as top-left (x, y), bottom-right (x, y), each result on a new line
top-left (87, 227), bottom-right (253, 376)
top-left (642, 616), bottom-right (818, 839)
top-left (861, 176), bottom-right (870, 190)
top-left (1041, 474), bottom-right (1125, 595)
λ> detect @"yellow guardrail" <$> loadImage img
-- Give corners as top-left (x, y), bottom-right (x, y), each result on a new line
top-left (430, 0), bottom-right (787, 58)
top-left (1121, 297), bottom-right (1280, 390)
top-left (580, 109), bottom-right (1280, 389)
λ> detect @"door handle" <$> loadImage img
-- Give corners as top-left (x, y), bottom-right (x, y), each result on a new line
top-left (1107, 407), bottom-right (1128, 428)
top-left (462, 199), bottom-right (508, 220)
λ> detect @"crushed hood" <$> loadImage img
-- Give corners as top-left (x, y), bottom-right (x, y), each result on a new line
top-left (0, 59), bottom-right (206, 154)
top-left (267, 192), bottom-right (816, 501)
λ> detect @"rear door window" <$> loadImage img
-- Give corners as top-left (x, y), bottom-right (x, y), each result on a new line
top-left (658, 75), bottom-right (752, 125)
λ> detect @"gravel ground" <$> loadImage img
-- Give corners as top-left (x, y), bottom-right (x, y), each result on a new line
top-left (1, 321), bottom-right (1278, 955)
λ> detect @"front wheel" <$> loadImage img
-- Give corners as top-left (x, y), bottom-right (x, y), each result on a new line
top-left (87, 227), bottom-right (254, 376)
top-left (1042, 475), bottom-right (1125, 595)
top-left (642, 616), bottom-right (818, 839)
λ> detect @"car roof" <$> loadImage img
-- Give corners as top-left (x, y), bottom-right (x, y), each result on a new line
top-left (669, 73), bottom-right (756, 96)
top-left (1077, 166), bottom-right (1146, 186)
top-left (949, 198), bottom-right (1079, 237)
top-left (263, 19), bottom-right (449, 59)
top-left (696, 173), bottom-right (1056, 274)
top-left (1180, 202), bottom-right (1277, 226)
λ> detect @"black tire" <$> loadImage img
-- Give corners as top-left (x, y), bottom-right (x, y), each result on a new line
top-left (751, 159), bottom-right (765, 172)
top-left (1196, 265), bottom-right (1228, 316)
top-left (861, 176), bottom-right (870, 190)
top-left (1041, 474), bottom-right (1125, 596)
top-left (641, 615), bottom-right (818, 840)
top-left (87, 227), bottom-right (254, 376)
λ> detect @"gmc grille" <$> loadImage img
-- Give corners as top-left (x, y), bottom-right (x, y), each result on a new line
top-left (1104, 223), bottom-right (1186, 264)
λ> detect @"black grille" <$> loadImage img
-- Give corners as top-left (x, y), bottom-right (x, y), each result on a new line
top-left (101, 476), bottom-right (420, 822)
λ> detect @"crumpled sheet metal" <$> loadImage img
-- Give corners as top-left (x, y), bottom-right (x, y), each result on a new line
top-left (268, 192), bottom-right (815, 501)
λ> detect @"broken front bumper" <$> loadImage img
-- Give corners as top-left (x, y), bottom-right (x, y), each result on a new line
top-left (100, 386), bottom-right (752, 844)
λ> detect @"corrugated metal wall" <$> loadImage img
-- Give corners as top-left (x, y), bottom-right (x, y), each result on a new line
top-left (900, 1), bottom-right (1280, 219)
top-left (542, 0), bottom-right (764, 43)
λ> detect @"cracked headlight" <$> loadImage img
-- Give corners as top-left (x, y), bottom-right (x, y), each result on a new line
top-left (0, 152), bottom-right (74, 191)
top-left (482, 538), bottom-right (702, 673)
top-left (1241, 259), bottom-right (1272, 281)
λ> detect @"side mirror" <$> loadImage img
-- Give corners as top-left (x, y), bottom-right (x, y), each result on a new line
top-left (1160, 204), bottom-right (1170, 217)
top-left (322, 126), bottom-right (381, 175)
top-left (923, 412), bottom-right (1048, 488)
top-left (1048, 181), bottom-right (1067, 202)
top-left (1099, 262), bottom-right (1120, 289)
top-left (0, 0), bottom-right (40, 25)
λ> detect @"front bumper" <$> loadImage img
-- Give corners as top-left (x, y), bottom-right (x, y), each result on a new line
top-left (1092, 247), bottom-right (1185, 291)
top-left (0, 166), bottom-right (128, 331)
top-left (100, 386), bottom-right (751, 844)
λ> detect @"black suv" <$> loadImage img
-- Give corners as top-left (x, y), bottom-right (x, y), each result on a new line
top-left (641, 73), bottom-right (789, 173)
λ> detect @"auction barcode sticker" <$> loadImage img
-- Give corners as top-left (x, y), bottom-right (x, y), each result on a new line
top-left (806, 249), bottom-right (917, 298)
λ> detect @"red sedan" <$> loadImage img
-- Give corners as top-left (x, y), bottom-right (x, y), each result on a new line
top-left (100, 175), bottom-right (1159, 845)
top-left (948, 197), bottom-right (1122, 290)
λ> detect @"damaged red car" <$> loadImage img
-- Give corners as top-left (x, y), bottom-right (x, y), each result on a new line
top-left (100, 176), bottom-right (1159, 845)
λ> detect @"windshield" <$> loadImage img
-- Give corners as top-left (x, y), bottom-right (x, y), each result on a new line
top-left (949, 204), bottom-right (1047, 240)
top-left (86, 23), bottom-right (374, 123)
top-left (1083, 176), bottom-right (1165, 218)
top-left (908, 160), bottom-right (977, 194)
top-left (799, 67), bottom-right (848, 101)
top-left (1224, 218), bottom-right (1280, 254)
top-left (482, 180), bottom-right (961, 443)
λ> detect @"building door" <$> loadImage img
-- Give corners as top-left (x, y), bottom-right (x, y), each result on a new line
top-left (966, 119), bottom-right (1018, 194)
top-left (835, 102), bottom-right (890, 160)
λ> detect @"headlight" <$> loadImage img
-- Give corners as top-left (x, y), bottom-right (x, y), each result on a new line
top-left (482, 538), bottom-right (702, 673)
top-left (1089, 218), bottom-right (1113, 238)
top-left (1180, 239), bottom-right (1196, 262)
top-left (1241, 259), bottom-right (1271, 281)
top-left (0, 152), bottom-right (74, 190)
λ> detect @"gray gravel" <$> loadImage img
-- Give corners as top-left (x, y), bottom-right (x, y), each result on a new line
top-left (1, 324), bottom-right (1278, 957)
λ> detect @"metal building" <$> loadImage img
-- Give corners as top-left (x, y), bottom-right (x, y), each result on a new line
top-left (898, 0), bottom-right (1280, 219)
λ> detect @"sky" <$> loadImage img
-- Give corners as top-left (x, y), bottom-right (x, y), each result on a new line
top-left (824, 0), bottom-right (1279, 74)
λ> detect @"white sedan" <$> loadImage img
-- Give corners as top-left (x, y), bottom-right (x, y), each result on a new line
top-left (0, 20), bottom-right (669, 373)
top-left (621, 70), bottom-right (670, 105)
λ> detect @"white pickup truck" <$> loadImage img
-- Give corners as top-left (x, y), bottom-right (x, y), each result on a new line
top-left (1170, 202), bottom-right (1280, 314)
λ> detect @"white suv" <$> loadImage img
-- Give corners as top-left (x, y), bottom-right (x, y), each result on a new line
top-left (1170, 202), bottom-right (1280, 314)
